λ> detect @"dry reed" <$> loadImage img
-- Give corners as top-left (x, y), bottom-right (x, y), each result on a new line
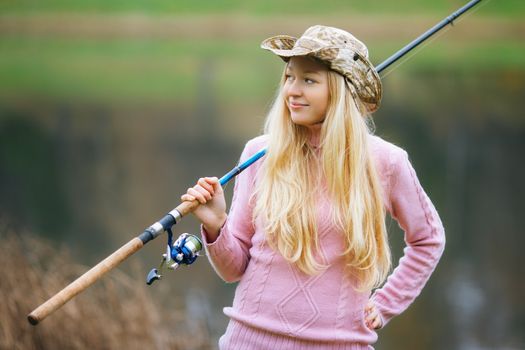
top-left (0, 224), bottom-right (213, 350)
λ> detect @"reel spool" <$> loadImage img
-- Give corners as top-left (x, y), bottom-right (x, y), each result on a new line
top-left (146, 232), bottom-right (203, 285)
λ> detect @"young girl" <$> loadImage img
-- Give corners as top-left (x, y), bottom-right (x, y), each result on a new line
top-left (181, 25), bottom-right (445, 350)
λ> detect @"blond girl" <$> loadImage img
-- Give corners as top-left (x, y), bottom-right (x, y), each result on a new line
top-left (182, 25), bottom-right (445, 350)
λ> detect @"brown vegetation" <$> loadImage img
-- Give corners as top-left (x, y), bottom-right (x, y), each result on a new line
top-left (0, 225), bottom-right (212, 350)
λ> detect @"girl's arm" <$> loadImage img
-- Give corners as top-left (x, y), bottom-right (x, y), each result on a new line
top-left (193, 141), bottom-right (259, 283)
top-left (371, 148), bottom-right (446, 327)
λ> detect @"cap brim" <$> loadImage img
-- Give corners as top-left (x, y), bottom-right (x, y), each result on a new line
top-left (261, 35), bottom-right (312, 60)
top-left (260, 35), bottom-right (296, 50)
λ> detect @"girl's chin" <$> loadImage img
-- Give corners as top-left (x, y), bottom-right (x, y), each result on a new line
top-left (291, 116), bottom-right (322, 128)
top-left (290, 114), bottom-right (310, 126)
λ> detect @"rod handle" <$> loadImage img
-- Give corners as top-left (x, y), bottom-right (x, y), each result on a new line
top-left (27, 237), bottom-right (144, 325)
top-left (174, 199), bottom-right (201, 218)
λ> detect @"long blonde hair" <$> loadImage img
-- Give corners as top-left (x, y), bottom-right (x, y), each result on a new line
top-left (254, 68), bottom-right (391, 291)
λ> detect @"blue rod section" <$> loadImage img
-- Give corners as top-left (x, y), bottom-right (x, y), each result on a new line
top-left (219, 148), bottom-right (267, 186)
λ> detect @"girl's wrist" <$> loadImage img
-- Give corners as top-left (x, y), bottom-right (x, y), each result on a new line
top-left (203, 213), bottom-right (227, 241)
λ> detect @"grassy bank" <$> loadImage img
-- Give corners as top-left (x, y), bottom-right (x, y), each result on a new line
top-left (1, 0), bottom-right (523, 17)
top-left (0, 35), bottom-right (523, 105)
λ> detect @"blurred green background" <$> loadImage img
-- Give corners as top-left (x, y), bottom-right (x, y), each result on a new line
top-left (1, 0), bottom-right (524, 349)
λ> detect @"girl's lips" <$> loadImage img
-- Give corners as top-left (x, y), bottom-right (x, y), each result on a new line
top-left (289, 102), bottom-right (308, 109)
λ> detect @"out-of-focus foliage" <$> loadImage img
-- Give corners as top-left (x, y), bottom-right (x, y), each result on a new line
top-left (1, 0), bottom-right (524, 16)
top-left (0, 225), bottom-right (212, 350)
top-left (0, 1), bottom-right (523, 105)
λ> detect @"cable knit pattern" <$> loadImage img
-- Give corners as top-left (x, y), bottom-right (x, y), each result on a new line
top-left (201, 134), bottom-right (445, 349)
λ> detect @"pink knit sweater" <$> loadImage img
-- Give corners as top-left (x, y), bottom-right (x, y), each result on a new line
top-left (202, 134), bottom-right (445, 349)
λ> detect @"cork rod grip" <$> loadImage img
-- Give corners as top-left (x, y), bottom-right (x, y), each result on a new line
top-left (174, 199), bottom-right (200, 217)
top-left (27, 237), bottom-right (144, 325)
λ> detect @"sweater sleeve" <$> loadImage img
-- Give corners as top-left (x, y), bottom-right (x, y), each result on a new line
top-left (371, 148), bottom-right (445, 326)
top-left (200, 140), bottom-right (259, 283)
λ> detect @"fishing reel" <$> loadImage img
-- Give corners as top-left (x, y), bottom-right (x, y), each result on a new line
top-left (146, 230), bottom-right (203, 285)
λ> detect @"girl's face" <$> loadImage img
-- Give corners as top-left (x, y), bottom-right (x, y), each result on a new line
top-left (283, 56), bottom-right (330, 131)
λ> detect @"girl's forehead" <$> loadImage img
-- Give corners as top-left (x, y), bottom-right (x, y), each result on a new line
top-left (286, 56), bottom-right (329, 73)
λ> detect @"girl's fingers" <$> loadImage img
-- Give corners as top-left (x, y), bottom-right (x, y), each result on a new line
top-left (194, 184), bottom-right (213, 200)
top-left (205, 177), bottom-right (223, 195)
top-left (204, 176), bottom-right (218, 183)
top-left (198, 178), bottom-right (215, 195)
top-left (181, 177), bottom-right (221, 204)
top-left (187, 188), bottom-right (207, 204)
top-left (180, 194), bottom-right (195, 202)
top-left (365, 308), bottom-right (377, 323)
top-left (365, 300), bottom-right (373, 313)
top-left (364, 301), bottom-right (382, 329)
top-left (371, 315), bottom-right (382, 329)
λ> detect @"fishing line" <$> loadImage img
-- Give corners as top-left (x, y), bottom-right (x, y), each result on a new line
top-left (379, 0), bottom-right (491, 79)
top-left (379, 26), bottom-right (451, 79)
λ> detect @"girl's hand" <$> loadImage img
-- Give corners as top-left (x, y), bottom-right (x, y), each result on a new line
top-left (364, 299), bottom-right (383, 330)
top-left (181, 177), bottom-right (227, 242)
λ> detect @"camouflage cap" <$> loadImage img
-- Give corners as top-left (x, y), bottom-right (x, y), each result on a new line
top-left (261, 25), bottom-right (382, 113)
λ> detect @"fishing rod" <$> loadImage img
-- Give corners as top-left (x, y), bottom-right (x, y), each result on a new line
top-left (27, 0), bottom-right (483, 325)
top-left (376, 0), bottom-right (482, 73)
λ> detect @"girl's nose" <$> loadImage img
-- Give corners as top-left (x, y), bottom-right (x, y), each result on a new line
top-left (286, 79), bottom-right (302, 97)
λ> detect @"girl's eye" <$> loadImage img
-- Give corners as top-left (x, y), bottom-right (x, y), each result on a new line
top-left (305, 78), bottom-right (315, 84)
